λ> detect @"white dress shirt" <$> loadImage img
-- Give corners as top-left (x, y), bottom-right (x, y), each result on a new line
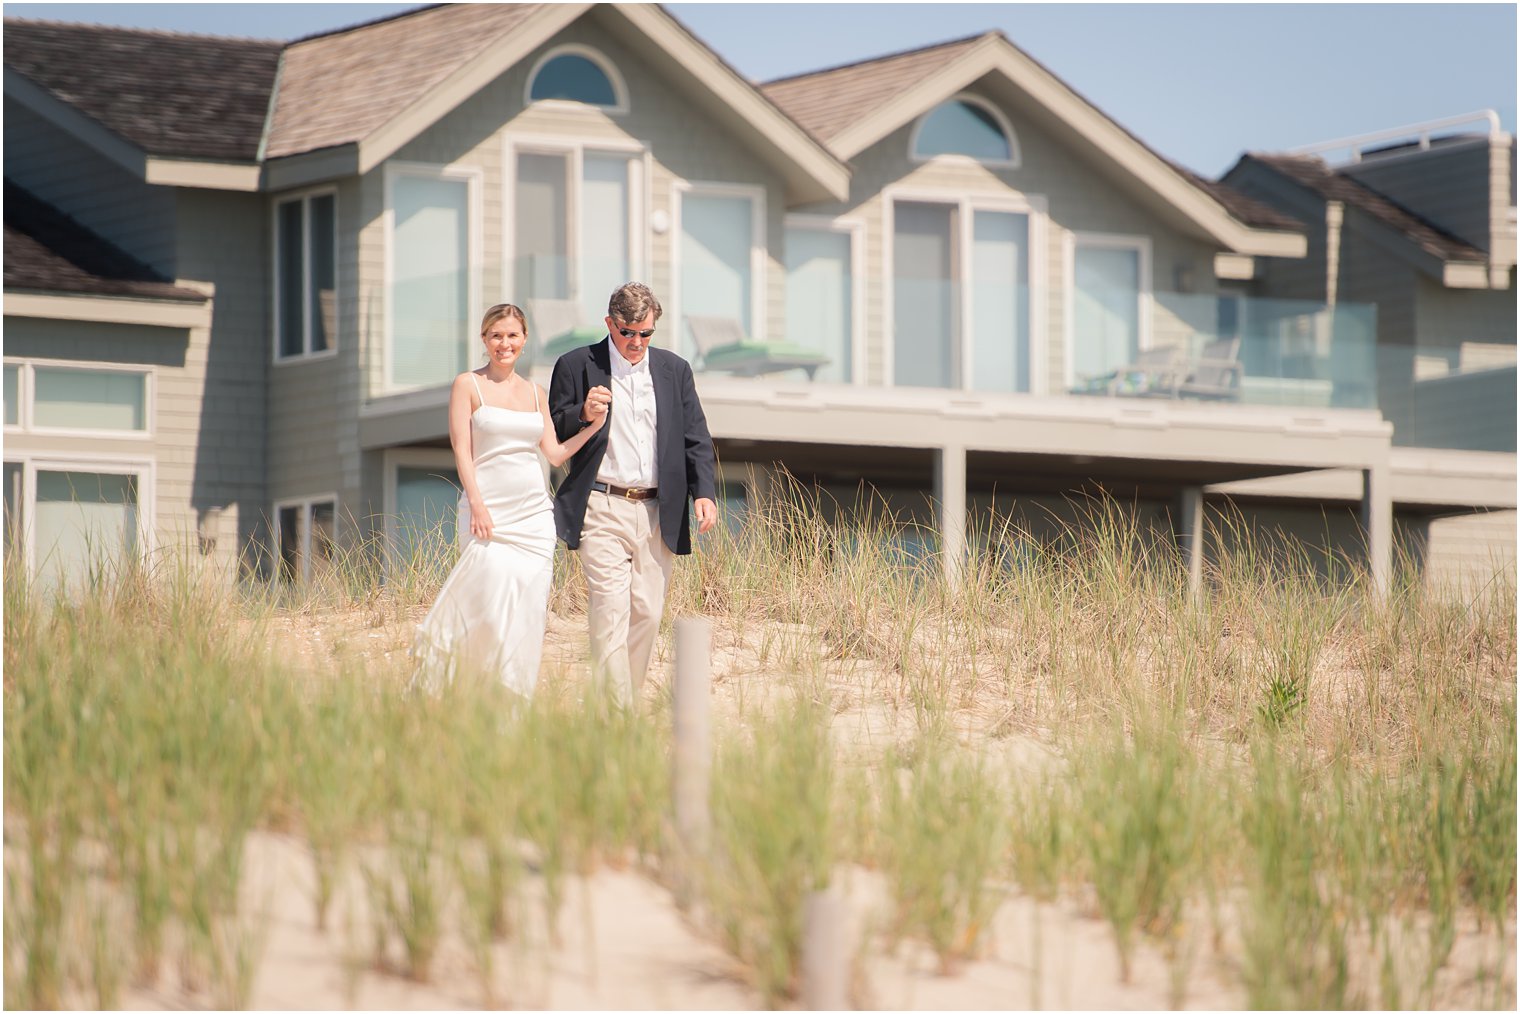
top-left (596, 339), bottom-right (659, 488)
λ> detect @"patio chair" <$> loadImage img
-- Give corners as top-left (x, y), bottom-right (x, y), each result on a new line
top-left (1107, 345), bottom-right (1186, 397)
top-left (685, 315), bottom-right (831, 380)
top-left (1177, 337), bottom-right (1243, 401)
top-left (526, 297), bottom-right (602, 363)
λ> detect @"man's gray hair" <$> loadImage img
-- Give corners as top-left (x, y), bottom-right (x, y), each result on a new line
top-left (608, 282), bottom-right (663, 324)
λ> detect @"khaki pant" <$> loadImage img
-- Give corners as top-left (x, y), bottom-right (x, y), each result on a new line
top-left (578, 491), bottom-right (675, 705)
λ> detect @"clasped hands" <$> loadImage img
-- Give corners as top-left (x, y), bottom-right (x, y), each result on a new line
top-left (580, 385), bottom-right (612, 424)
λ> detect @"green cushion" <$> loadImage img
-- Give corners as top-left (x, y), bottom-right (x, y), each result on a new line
top-left (541, 327), bottom-right (604, 360)
top-left (703, 341), bottom-right (827, 369)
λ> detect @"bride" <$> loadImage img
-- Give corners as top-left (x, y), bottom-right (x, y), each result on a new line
top-left (412, 303), bottom-right (609, 696)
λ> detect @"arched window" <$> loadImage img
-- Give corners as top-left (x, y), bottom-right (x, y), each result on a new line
top-left (912, 96), bottom-right (1018, 165)
top-left (526, 46), bottom-right (627, 113)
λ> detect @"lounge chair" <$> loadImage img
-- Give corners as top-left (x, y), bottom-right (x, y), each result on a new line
top-left (686, 315), bottom-right (830, 380)
top-left (1177, 337), bottom-right (1243, 401)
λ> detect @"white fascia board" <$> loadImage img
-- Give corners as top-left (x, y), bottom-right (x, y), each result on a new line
top-left (5, 66), bottom-right (148, 179)
top-left (1214, 253), bottom-right (1257, 280)
top-left (1442, 261), bottom-right (1495, 289)
top-left (262, 145), bottom-right (361, 192)
top-left (831, 38), bottom-right (1304, 255)
top-left (616, 4), bottom-right (850, 203)
top-left (356, 4), bottom-right (591, 175)
top-left (144, 158), bottom-right (262, 191)
top-left (5, 292), bottom-right (211, 330)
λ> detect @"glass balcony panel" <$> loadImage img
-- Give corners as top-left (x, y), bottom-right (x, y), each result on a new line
top-left (1119, 291), bottom-right (1379, 409)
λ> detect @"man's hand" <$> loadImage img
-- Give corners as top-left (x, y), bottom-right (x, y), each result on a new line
top-left (581, 385), bottom-right (612, 424)
top-left (694, 497), bottom-right (718, 535)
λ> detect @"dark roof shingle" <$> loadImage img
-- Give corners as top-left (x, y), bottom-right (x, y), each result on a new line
top-left (1240, 154), bottom-right (1486, 263)
top-left (3, 19), bottom-right (281, 161)
top-left (4, 182), bottom-right (208, 301)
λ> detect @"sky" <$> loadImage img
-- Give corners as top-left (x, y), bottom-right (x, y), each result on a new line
top-left (5, 2), bottom-right (1515, 178)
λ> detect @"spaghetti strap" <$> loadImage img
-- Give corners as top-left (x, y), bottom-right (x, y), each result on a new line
top-left (468, 372), bottom-right (485, 410)
top-left (532, 382), bottom-right (540, 413)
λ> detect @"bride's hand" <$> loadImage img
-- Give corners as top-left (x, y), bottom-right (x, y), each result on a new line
top-left (469, 502), bottom-right (493, 542)
top-left (586, 385), bottom-right (610, 429)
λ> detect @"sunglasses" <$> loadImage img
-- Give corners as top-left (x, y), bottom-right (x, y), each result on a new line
top-left (617, 327), bottom-right (655, 339)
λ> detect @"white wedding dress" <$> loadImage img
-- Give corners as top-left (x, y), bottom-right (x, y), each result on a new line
top-left (412, 377), bottom-right (555, 697)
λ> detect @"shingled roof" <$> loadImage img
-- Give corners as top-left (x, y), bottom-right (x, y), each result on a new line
top-left (761, 33), bottom-right (988, 145)
top-left (761, 31), bottom-right (1304, 238)
top-left (2, 19), bottom-right (281, 161)
top-left (265, 3), bottom-right (549, 158)
top-left (1238, 154), bottom-right (1486, 263)
top-left (4, 182), bottom-right (207, 301)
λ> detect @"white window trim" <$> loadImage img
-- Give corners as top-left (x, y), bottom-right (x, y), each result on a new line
top-left (1062, 230), bottom-right (1154, 390)
top-left (4, 451), bottom-right (156, 575)
top-left (272, 186), bottom-right (340, 364)
top-left (909, 93), bottom-right (1022, 169)
top-left (784, 213), bottom-right (865, 386)
top-left (381, 447), bottom-right (461, 567)
top-left (670, 180), bottom-right (769, 350)
top-left (524, 43), bottom-right (630, 116)
top-left (382, 161), bottom-right (484, 395)
top-left (3, 358), bottom-right (155, 439)
top-left (272, 492), bottom-right (339, 583)
top-left (502, 134), bottom-right (649, 326)
top-left (881, 186), bottom-right (1049, 394)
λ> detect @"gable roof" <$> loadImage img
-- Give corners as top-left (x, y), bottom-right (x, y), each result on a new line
top-left (266, 3), bottom-right (554, 160)
top-left (763, 33), bottom-right (987, 146)
top-left (3, 181), bottom-right (207, 302)
top-left (2, 19), bottom-right (280, 162)
top-left (1236, 154), bottom-right (1486, 264)
top-left (761, 31), bottom-right (1305, 256)
top-left (4, 5), bottom-right (849, 201)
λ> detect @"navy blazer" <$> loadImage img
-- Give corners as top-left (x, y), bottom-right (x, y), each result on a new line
top-left (548, 338), bottom-right (717, 555)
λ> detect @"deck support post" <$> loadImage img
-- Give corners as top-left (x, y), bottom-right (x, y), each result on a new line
top-left (1361, 461), bottom-right (1392, 595)
top-left (935, 443), bottom-right (967, 585)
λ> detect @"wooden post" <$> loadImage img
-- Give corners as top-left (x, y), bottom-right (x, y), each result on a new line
top-left (672, 616), bottom-right (711, 908)
top-left (802, 886), bottom-right (849, 1010)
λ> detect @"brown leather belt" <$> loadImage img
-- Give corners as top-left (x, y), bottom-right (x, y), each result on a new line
top-left (592, 481), bottom-right (658, 502)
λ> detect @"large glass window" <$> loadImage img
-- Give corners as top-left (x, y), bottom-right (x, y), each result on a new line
top-left (277, 498), bottom-right (337, 583)
top-left (679, 190), bottom-right (756, 359)
top-left (893, 202), bottom-right (955, 388)
top-left (892, 200), bottom-right (1032, 391)
top-left (1072, 241), bottom-right (1144, 383)
top-left (529, 52), bottom-right (620, 108)
top-left (511, 148), bottom-right (635, 343)
top-left (275, 192), bottom-right (336, 360)
top-left (33, 367), bottom-right (146, 431)
top-left (785, 224), bottom-right (853, 383)
top-left (34, 469), bottom-right (139, 589)
top-left (4, 461), bottom-right (22, 565)
top-left (972, 211), bottom-right (1030, 393)
top-left (4, 364), bottom-right (18, 427)
top-left (394, 465), bottom-right (461, 567)
top-left (391, 173), bottom-right (471, 390)
top-left (914, 98), bottom-right (1015, 163)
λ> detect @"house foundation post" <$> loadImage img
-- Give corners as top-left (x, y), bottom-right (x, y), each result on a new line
top-left (935, 443), bottom-right (967, 585)
top-left (1177, 485), bottom-right (1205, 599)
top-left (1361, 460), bottom-right (1392, 595)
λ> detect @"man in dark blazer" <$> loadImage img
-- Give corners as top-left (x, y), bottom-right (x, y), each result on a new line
top-left (548, 282), bottom-right (717, 704)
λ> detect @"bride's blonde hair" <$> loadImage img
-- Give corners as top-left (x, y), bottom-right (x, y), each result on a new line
top-left (480, 303), bottom-right (528, 337)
